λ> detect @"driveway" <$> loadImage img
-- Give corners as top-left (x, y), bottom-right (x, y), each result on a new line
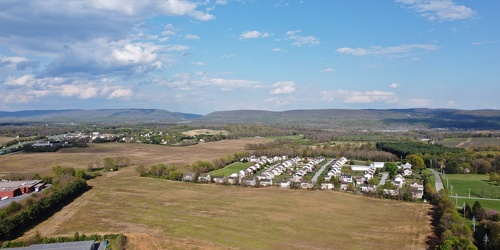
top-left (429, 169), bottom-right (444, 192)
top-left (378, 172), bottom-right (389, 186)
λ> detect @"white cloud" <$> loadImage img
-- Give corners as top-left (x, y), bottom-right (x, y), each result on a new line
top-left (286, 30), bottom-right (319, 47)
top-left (338, 89), bottom-right (398, 104)
top-left (3, 75), bottom-right (37, 87)
top-left (208, 78), bottom-right (260, 91)
top-left (0, 56), bottom-right (35, 70)
top-left (320, 68), bottom-right (335, 73)
top-left (337, 44), bottom-right (439, 57)
top-left (155, 73), bottom-right (262, 91)
top-left (396, 0), bottom-right (475, 21)
top-left (239, 31), bottom-right (270, 39)
top-left (270, 81), bottom-right (296, 94)
top-left (320, 91), bottom-right (335, 102)
top-left (44, 39), bottom-right (164, 76)
top-left (185, 34), bottom-right (200, 40)
top-left (192, 62), bottom-right (206, 66)
top-left (108, 88), bottom-right (133, 99)
top-left (271, 48), bottom-right (286, 53)
top-left (216, 0), bottom-right (228, 5)
top-left (388, 83), bottom-right (400, 88)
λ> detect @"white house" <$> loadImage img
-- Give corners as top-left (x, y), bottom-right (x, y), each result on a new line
top-left (410, 182), bottom-right (424, 199)
top-left (300, 180), bottom-right (313, 189)
top-left (371, 162), bottom-right (385, 169)
top-left (280, 179), bottom-right (291, 188)
top-left (260, 178), bottom-right (273, 187)
top-left (392, 174), bottom-right (405, 188)
top-left (321, 182), bottom-right (334, 190)
top-left (198, 174), bottom-right (211, 183)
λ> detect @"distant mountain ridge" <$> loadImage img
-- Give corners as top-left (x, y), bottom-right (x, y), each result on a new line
top-left (202, 108), bottom-right (500, 130)
top-left (0, 108), bottom-right (499, 130)
top-left (0, 109), bottom-right (202, 123)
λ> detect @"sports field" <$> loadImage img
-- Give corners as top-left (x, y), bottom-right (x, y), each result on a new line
top-left (441, 174), bottom-right (500, 211)
top-left (20, 167), bottom-right (432, 250)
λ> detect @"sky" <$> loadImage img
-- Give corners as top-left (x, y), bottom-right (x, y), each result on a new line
top-left (0, 0), bottom-right (499, 114)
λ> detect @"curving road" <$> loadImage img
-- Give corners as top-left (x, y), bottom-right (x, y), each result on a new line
top-left (312, 159), bottom-right (334, 184)
top-left (429, 169), bottom-right (444, 192)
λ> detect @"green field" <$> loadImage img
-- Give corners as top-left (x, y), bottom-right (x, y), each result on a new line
top-left (441, 174), bottom-right (500, 211)
top-left (209, 162), bottom-right (252, 176)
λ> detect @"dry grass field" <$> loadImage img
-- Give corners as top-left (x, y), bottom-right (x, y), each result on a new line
top-left (0, 136), bottom-right (14, 146)
top-left (21, 166), bottom-right (433, 249)
top-left (2, 139), bottom-right (433, 249)
top-left (0, 138), bottom-right (269, 176)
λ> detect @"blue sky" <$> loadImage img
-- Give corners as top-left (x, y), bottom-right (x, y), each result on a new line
top-left (0, 0), bottom-right (499, 114)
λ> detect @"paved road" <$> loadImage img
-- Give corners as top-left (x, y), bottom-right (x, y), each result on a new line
top-left (312, 159), bottom-right (334, 184)
top-left (0, 193), bottom-right (32, 208)
top-left (450, 195), bottom-right (500, 202)
top-left (378, 172), bottom-right (389, 186)
top-left (429, 169), bottom-right (444, 192)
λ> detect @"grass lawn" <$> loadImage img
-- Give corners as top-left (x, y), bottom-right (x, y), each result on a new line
top-left (264, 135), bottom-right (304, 140)
top-left (423, 169), bottom-right (436, 187)
top-left (20, 167), bottom-right (433, 249)
top-left (440, 174), bottom-right (500, 198)
top-left (452, 197), bottom-right (500, 211)
top-left (209, 162), bottom-right (252, 176)
top-left (440, 174), bottom-right (500, 211)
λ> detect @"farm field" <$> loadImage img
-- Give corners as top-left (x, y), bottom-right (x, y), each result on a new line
top-left (0, 136), bottom-right (14, 146)
top-left (440, 174), bottom-right (500, 210)
top-left (0, 138), bottom-right (271, 176)
top-left (20, 167), bottom-right (433, 250)
top-left (182, 129), bottom-right (228, 136)
top-left (208, 162), bottom-right (251, 176)
top-left (441, 138), bottom-right (500, 148)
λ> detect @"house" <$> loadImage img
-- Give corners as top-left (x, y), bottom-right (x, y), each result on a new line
top-left (183, 172), bottom-right (195, 182)
top-left (371, 162), bottom-right (385, 169)
top-left (361, 184), bottom-right (377, 193)
top-left (198, 173), bottom-right (211, 183)
top-left (321, 182), bottom-right (334, 190)
top-left (280, 179), bottom-right (291, 188)
top-left (403, 168), bottom-right (413, 176)
top-left (399, 162), bottom-right (412, 170)
top-left (340, 181), bottom-right (350, 191)
top-left (300, 180), bottom-right (313, 189)
top-left (242, 178), bottom-right (257, 187)
top-left (339, 173), bottom-right (352, 183)
top-left (227, 177), bottom-right (238, 185)
top-left (213, 176), bottom-right (225, 184)
top-left (260, 178), bottom-right (273, 187)
top-left (410, 182), bottom-right (424, 199)
top-left (392, 174), bottom-right (405, 188)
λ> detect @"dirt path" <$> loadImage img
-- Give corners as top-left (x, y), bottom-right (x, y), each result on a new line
top-left (457, 138), bottom-right (472, 147)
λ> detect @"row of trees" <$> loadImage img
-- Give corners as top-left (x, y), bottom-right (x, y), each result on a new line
top-left (246, 140), bottom-right (397, 162)
top-left (0, 178), bottom-right (88, 240)
top-left (376, 141), bottom-right (465, 159)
